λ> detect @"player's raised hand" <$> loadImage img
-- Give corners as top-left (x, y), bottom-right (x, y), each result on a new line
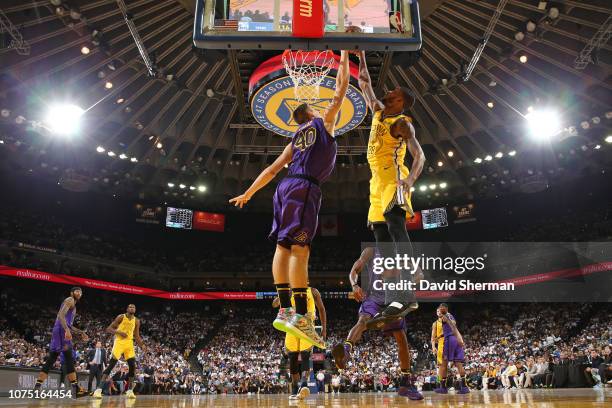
top-left (229, 193), bottom-right (250, 208)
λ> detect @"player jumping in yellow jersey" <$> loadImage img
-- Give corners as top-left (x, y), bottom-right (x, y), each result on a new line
top-left (273, 287), bottom-right (326, 400)
top-left (93, 304), bottom-right (146, 400)
top-left (355, 51), bottom-right (425, 328)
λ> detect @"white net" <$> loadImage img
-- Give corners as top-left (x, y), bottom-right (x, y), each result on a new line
top-left (282, 50), bottom-right (336, 104)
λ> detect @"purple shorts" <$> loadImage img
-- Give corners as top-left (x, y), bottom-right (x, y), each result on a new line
top-left (359, 298), bottom-right (406, 334)
top-left (269, 177), bottom-right (321, 246)
top-left (442, 335), bottom-right (465, 363)
top-left (49, 325), bottom-right (72, 353)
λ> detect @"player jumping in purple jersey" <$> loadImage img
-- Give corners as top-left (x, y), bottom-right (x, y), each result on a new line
top-left (33, 287), bottom-right (89, 398)
top-left (229, 49), bottom-right (351, 349)
top-left (332, 247), bottom-right (423, 400)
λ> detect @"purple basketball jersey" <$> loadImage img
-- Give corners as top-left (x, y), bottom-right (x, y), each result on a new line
top-left (49, 302), bottom-right (75, 352)
top-left (287, 117), bottom-right (336, 183)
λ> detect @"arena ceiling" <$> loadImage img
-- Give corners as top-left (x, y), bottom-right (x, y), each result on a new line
top-left (0, 0), bottom-right (611, 212)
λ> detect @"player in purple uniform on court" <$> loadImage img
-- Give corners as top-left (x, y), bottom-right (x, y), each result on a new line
top-left (431, 303), bottom-right (469, 394)
top-left (332, 247), bottom-right (423, 400)
top-left (33, 287), bottom-right (89, 398)
top-left (229, 49), bottom-right (351, 349)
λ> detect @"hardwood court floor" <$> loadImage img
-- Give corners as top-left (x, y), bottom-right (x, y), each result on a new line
top-left (0, 388), bottom-right (609, 407)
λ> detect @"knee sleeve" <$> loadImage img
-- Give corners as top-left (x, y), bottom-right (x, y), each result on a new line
top-left (104, 358), bottom-right (119, 375)
top-left (299, 351), bottom-right (311, 373)
top-left (42, 351), bottom-right (60, 374)
top-left (127, 358), bottom-right (136, 377)
top-left (61, 350), bottom-right (75, 374)
top-left (288, 352), bottom-right (300, 375)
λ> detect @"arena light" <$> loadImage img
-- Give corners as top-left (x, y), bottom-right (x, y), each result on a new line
top-left (514, 32), bottom-right (525, 41)
top-left (409, 187), bottom-right (415, 192)
top-left (167, 182), bottom-right (175, 188)
top-left (594, 145), bottom-right (601, 150)
top-left (495, 152), bottom-right (503, 158)
top-left (419, 185), bottom-right (427, 192)
top-left (437, 161), bottom-right (443, 167)
top-left (487, 102), bottom-right (494, 109)
top-left (107, 151), bottom-right (115, 157)
top-left (156, 142), bottom-right (163, 149)
top-left (179, 183), bottom-right (186, 189)
top-left (605, 135), bottom-right (612, 144)
top-left (440, 182), bottom-right (447, 189)
top-left (429, 184), bottom-right (437, 190)
top-left (119, 153), bottom-right (127, 160)
top-left (526, 109), bottom-right (562, 141)
top-left (189, 186), bottom-right (196, 191)
top-left (474, 157), bottom-right (483, 164)
top-left (45, 104), bottom-right (84, 135)
top-left (81, 46), bottom-right (90, 55)
top-left (96, 146), bottom-right (105, 153)
top-left (198, 185), bottom-right (207, 192)
top-left (447, 150), bottom-right (454, 157)
top-left (484, 155), bottom-right (493, 161)
top-left (508, 150), bottom-right (517, 156)
top-left (105, 81), bottom-right (113, 89)
top-left (519, 55), bottom-right (528, 63)
top-left (130, 157), bottom-right (138, 162)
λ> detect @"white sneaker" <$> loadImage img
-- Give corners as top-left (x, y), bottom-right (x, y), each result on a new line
top-left (125, 389), bottom-right (136, 399)
top-left (289, 394), bottom-right (298, 400)
top-left (92, 389), bottom-right (103, 399)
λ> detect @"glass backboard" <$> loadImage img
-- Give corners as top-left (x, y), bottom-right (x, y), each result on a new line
top-left (194, 0), bottom-right (422, 51)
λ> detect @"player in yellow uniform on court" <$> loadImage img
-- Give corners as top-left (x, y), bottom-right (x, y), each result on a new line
top-left (93, 304), bottom-right (146, 399)
top-left (273, 287), bottom-right (326, 400)
top-left (355, 50), bottom-right (426, 328)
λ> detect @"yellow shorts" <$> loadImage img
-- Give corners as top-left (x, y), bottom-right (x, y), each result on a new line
top-left (285, 334), bottom-right (313, 353)
top-left (368, 164), bottom-right (413, 226)
top-left (112, 340), bottom-right (135, 360)
top-left (437, 338), bottom-right (445, 364)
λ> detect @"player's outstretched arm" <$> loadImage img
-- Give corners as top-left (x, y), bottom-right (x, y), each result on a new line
top-left (393, 118), bottom-right (425, 191)
top-left (431, 321), bottom-right (438, 352)
top-left (356, 51), bottom-right (384, 113)
top-left (229, 143), bottom-right (293, 208)
top-left (323, 50), bottom-right (350, 135)
top-left (349, 247), bottom-right (374, 302)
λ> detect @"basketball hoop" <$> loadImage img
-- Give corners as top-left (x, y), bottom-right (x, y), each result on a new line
top-left (282, 50), bottom-right (336, 103)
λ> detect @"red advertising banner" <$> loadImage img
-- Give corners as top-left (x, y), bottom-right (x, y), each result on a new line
top-left (193, 211), bottom-right (226, 232)
top-left (406, 211), bottom-right (423, 231)
top-left (0, 266), bottom-right (255, 300)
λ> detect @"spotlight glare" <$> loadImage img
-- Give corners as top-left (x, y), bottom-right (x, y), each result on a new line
top-left (156, 142), bottom-right (163, 149)
top-left (440, 182), bottom-right (447, 189)
top-left (96, 146), bottom-right (105, 153)
top-left (519, 55), bottom-right (528, 63)
top-left (487, 102), bottom-right (494, 108)
top-left (508, 150), bottom-right (516, 156)
top-left (198, 185), bottom-right (207, 192)
top-left (429, 184), bottom-right (437, 190)
top-left (527, 106), bottom-right (534, 113)
top-left (437, 161), bottom-right (443, 167)
top-left (167, 182), bottom-right (175, 188)
top-left (484, 155), bottom-right (493, 161)
top-left (410, 187), bottom-right (415, 192)
top-left (179, 184), bottom-right (186, 189)
top-left (189, 186), bottom-right (196, 191)
top-left (526, 109), bottom-right (561, 141)
top-left (474, 157), bottom-right (482, 164)
top-left (495, 152), bottom-right (503, 158)
top-left (105, 81), bottom-right (113, 89)
top-left (107, 151), bottom-right (116, 157)
top-left (80, 46), bottom-right (90, 55)
top-left (419, 185), bottom-right (427, 192)
top-left (605, 135), bottom-right (612, 144)
top-left (119, 153), bottom-right (127, 160)
top-left (447, 150), bottom-right (454, 157)
top-left (130, 157), bottom-right (138, 162)
top-left (45, 104), bottom-right (84, 135)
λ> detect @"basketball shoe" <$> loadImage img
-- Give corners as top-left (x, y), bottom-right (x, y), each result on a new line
top-left (284, 313), bottom-right (325, 349)
top-left (126, 389), bottom-right (136, 399)
top-left (92, 388), bottom-right (103, 399)
top-left (272, 307), bottom-right (295, 333)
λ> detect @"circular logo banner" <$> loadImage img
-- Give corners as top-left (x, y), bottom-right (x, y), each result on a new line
top-left (250, 76), bottom-right (367, 137)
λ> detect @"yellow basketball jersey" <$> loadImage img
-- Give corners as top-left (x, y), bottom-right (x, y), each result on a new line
top-left (290, 288), bottom-right (316, 320)
top-left (115, 314), bottom-right (135, 341)
top-left (367, 111), bottom-right (412, 169)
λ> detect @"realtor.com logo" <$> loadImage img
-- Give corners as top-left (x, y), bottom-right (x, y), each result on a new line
top-left (372, 254), bottom-right (487, 275)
